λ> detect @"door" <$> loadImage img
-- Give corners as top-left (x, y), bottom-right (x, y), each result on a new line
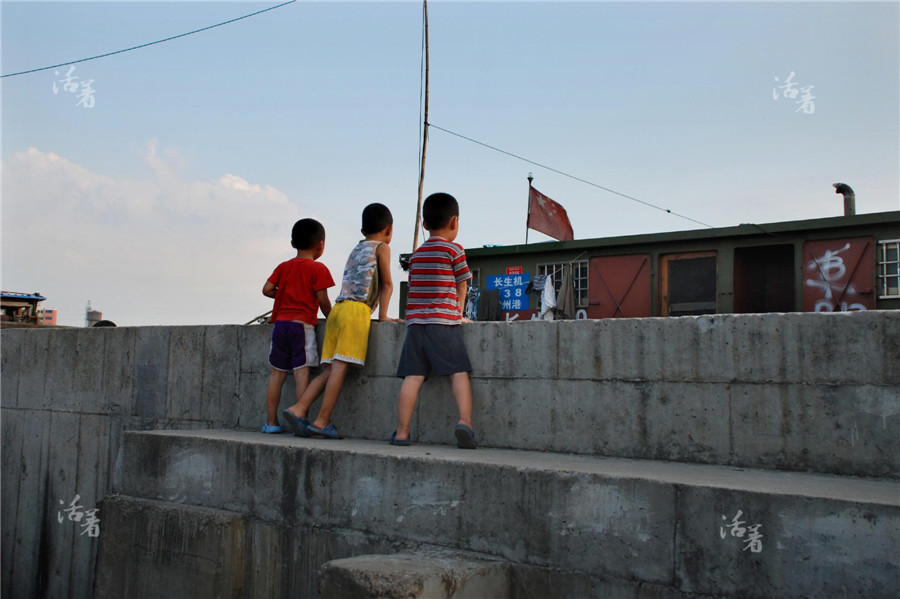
top-left (588, 254), bottom-right (651, 318)
top-left (733, 244), bottom-right (795, 313)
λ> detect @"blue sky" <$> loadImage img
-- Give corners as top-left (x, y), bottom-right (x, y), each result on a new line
top-left (3, 1), bottom-right (898, 326)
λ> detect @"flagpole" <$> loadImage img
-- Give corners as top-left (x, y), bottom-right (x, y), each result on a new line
top-left (413, 0), bottom-right (429, 252)
top-left (525, 172), bottom-right (533, 244)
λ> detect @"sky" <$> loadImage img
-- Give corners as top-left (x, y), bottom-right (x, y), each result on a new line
top-left (2, 0), bottom-right (898, 327)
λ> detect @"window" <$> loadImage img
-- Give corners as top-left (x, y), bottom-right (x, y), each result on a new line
top-left (537, 260), bottom-right (589, 307)
top-left (659, 252), bottom-right (717, 316)
top-left (878, 240), bottom-right (900, 298)
top-left (468, 268), bottom-right (480, 289)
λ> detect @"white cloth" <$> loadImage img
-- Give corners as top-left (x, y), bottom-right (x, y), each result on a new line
top-left (540, 281), bottom-right (557, 321)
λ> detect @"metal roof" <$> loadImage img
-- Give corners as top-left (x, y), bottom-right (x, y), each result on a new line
top-left (465, 210), bottom-right (900, 257)
top-left (1, 292), bottom-right (47, 301)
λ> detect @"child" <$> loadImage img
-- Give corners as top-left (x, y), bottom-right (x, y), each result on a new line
top-left (261, 218), bottom-right (335, 433)
top-left (391, 192), bottom-right (476, 449)
top-left (281, 203), bottom-right (397, 439)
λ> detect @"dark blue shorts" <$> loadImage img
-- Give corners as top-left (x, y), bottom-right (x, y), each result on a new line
top-left (396, 324), bottom-right (472, 378)
top-left (269, 321), bottom-right (319, 372)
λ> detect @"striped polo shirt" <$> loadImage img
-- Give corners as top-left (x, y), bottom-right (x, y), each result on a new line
top-left (406, 236), bottom-right (472, 325)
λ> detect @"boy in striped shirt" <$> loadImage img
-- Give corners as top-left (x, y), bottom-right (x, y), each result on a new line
top-left (391, 192), bottom-right (476, 449)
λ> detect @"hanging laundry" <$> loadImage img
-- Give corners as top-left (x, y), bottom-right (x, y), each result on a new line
top-left (555, 264), bottom-right (576, 320)
top-left (539, 280), bottom-right (557, 321)
top-left (477, 288), bottom-right (502, 321)
top-left (465, 286), bottom-right (481, 321)
top-left (526, 274), bottom-right (547, 295)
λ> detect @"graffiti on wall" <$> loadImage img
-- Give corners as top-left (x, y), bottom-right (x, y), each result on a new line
top-left (803, 238), bottom-right (874, 312)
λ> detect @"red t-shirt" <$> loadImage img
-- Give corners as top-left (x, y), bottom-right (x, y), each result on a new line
top-left (268, 258), bottom-right (335, 325)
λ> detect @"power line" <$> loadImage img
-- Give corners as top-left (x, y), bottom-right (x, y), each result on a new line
top-left (427, 122), bottom-right (714, 229)
top-left (1, 0), bottom-right (297, 79)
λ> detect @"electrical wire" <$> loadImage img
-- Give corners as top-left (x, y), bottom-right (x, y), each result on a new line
top-left (1, 0), bottom-right (297, 78)
top-left (427, 122), bottom-right (714, 229)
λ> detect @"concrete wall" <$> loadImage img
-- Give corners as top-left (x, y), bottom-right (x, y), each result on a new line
top-left (108, 430), bottom-right (900, 598)
top-left (2, 310), bottom-right (898, 597)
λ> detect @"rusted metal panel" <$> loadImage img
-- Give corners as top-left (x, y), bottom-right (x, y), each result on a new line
top-left (588, 254), bottom-right (651, 318)
top-left (802, 237), bottom-right (875, 312)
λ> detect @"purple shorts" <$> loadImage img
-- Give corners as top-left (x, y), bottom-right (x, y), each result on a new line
top-left (269, 321), bottom-right (320, 372)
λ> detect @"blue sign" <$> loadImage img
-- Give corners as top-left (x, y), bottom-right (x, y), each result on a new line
top-left (486, 273), bottom-right (530, 289)
top-left (486, 273), bottom-right (530, 311)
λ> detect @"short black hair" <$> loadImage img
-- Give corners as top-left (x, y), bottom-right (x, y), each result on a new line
top-left (291, 218), bottom-right (325, 250)
top-left (361, 203), bottom-right (393, 234)
top-left (422, 192), bottom-right (459, 230)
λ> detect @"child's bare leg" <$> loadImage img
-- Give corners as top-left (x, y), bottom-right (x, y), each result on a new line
top-left (311, 360), bottom-right (350, 429)
top-left (293, 366), bottom-right (310, 401)
top-left (451, 371), bottom-right (473, 428)
top-left (396, 375), bottom-right (425, 440)
top-left (287, 365), bottom-right (330, 418)
top-left (266, 369), bottom-right (288, 426)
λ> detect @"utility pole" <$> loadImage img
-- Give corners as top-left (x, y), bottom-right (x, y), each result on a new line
top-left (525, 172), bottom-right (533, 244)
top-left (413, 0), bottom-right (430, 252)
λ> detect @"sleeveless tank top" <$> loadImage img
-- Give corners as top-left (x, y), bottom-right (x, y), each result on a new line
top-left (335, 240), bottom-right (382, 309)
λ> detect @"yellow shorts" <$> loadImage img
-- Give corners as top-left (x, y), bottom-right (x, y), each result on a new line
top-left (321, 301), bottom-right (372, 366)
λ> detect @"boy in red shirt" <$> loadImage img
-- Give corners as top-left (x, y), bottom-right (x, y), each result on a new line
top-left (281, 203), bottom-right (398, 440)
top-left (261, 218), bottom-right (335, 433)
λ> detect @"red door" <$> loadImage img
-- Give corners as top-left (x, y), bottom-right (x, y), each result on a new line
top-left (802, 237), bottom-right (875, 312)
top-left (588, 255), bottom-right (651, 318)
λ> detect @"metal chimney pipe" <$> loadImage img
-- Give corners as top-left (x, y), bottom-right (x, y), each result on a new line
top-left (833, 182), bottom-right (855, 216)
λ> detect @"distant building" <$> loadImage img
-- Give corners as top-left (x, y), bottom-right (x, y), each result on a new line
top-left (1, 291), bottom-right (47, 325)
top-left (401, 211), bottom-right (900, 320)
top-left (85, 301), bottom-right (103, 327)
top-left (37, 308), bottom-right (58, 326)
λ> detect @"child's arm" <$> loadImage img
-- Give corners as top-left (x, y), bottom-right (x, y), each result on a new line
top-left (375, 243), bottom-right (398, 321)
top-left (316, 289), bottom-right (332, 318)
top-left (456, 280), bottom-right (468, 318)
top-left (262, 281), bottom-right (276, 298)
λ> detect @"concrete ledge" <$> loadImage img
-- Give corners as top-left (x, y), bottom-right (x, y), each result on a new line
top-left (320, 553), bottom-right (511, 599)
top-left (94, 495), bottom-right (245, 599)
top-left (4, 314), bottom-right (897, 479)
top-left (115, 430), bottom-right (900, 598)
top-left (92, 495), bottom-right (714, 599)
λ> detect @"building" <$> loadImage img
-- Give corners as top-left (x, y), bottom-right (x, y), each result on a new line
top-left (1, 291), bottom-right (47, 325)
top-left (459, 211), bottom-right (900, 320)
top-left (37, 308), bottom-right (58, 326)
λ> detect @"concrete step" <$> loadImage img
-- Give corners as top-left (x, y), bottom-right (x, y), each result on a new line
top-left (108, 429), bottom-right (900, 598)
top-left (319, 553), bottom-right (511, 599)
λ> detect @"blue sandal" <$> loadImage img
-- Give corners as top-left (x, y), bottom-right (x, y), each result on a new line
top-left (454, 424), bottom-right (477, 449)
top-left (281, 409), bottom-right (311, 437)
top-left (307, 423), bottom-right (343, 439)
top-left (389, 431), bottom-right (411, 446)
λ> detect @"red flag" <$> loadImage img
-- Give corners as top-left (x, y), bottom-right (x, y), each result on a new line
top-left (528, 186), bottom-right (574, 241)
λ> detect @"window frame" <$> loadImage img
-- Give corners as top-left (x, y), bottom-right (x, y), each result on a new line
top-left (536, 260), bottom-right (589, 307)
top-left (877, 239), bottom-right (900, 299)
top-left (468, 268), bottom-right (480, 290)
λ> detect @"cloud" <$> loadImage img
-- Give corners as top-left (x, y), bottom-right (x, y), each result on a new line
top-left (1, 143), bottom-right (306, 326)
